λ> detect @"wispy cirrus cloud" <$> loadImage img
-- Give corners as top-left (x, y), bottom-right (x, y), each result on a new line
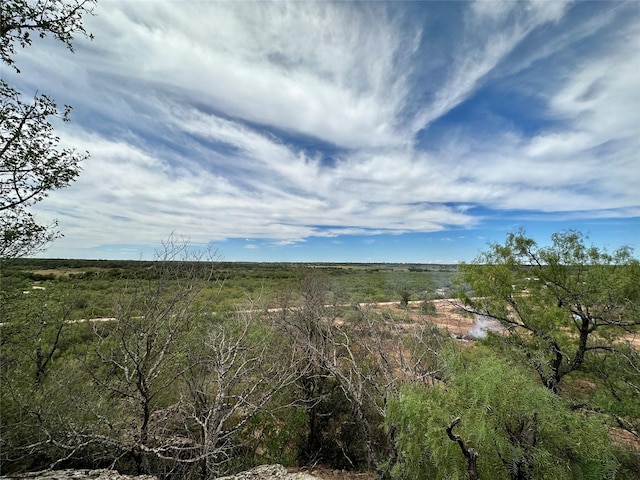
top-left (410, 0), bottom-right (571, 134)
top-left (80, 1), bottom-right (421, 150)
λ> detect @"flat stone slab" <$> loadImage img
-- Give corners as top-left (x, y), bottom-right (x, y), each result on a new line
top-left (0, 470), bottom-right (157, 480)
top-left (216, 464), bottom-right (321, 480)
top-left (0, 466), bottom-right (320, 480)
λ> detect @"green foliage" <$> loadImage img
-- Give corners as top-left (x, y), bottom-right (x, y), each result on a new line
top-left (0, 318), bottom-right (100, 472)
top-left (399, 289), bottom-right (410, 307)
top-left (387, 348), bottom-right (619, 480)
top-left (10, 246), bottom-right (635, 478)
top-left (454, 230), bottom-right (640, 473)
top-left (0, 0), bottom-right (96, 71)
top-left (0, 80), bottom-right (88, 257)
top-left (244, 399), bottom-right (308, 468)
top-left (458, 230), bottom-right (639, 393)
top-left (420, 299), bottom-right (437, 315)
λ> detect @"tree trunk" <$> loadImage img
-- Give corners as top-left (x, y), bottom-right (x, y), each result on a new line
top-left (447, 417), bottom-right (479, 480)
top-left (302, 376), bottom-right (323, 464)
top-left (34, 344), bottom-right (45, 386)
top-left (504, 413), bottom-right (538, 480)
top-left (132, 445), bottom-right (150, 475)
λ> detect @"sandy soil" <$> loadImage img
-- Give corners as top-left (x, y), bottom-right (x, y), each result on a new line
top-left (368, 299), bottom-right (639, 349)
top-left (363, 298), bottom-right (496, 340)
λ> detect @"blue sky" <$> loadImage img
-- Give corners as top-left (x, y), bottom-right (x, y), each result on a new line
top-left (5, 0), bottom-right (639, 262)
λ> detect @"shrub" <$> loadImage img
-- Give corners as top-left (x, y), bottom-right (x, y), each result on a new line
top-left (386, 348), bottom-right (618, 480)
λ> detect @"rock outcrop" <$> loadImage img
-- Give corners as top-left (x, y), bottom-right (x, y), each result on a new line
top-left (0, 470), bottom-right (157, 480)
top-left (215, 464), bottom-right (320, 480)
top-left (0, 465), bottom-right (321, 480)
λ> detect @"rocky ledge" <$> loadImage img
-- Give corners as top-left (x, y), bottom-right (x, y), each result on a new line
top-left (0, 465), bottom-right (321, 480)
top-left (0, 470), bottom-right (157, 480)
top-left (217, 464), bottom-right (320, 479)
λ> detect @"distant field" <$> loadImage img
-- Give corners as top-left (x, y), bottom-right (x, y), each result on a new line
top-left (1, 258), bottom-right (460, 319)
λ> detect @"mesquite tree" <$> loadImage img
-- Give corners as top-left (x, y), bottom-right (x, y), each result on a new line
top-left (87, 240), bottom-right (302, 477)
top-left (457, 230), bottom-right (640, 448)
top-left (458, 230), bottom-right (639, 393)
top-left (176, 305), bottom-right (303, 478)
top-left (278, 269), bottom-right (450, 474)
top-left (89, 239), bottom-right (218, 474)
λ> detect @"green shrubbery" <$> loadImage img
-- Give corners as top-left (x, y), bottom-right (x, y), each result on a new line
top-left (387, 348), bottom-right (618, 480)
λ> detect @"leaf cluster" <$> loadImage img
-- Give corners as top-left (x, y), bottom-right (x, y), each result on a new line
top-left (1, 0), bottom-right (96, 72)
top-left (1, 80), bottom-right (88, 257)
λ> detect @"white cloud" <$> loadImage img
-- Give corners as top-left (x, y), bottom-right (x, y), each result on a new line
top-left (76, 1), bottom-right (419, 150)
top-left (14, 1), bottom-right (639, 257)
top-left (407, 3), bottom-right (639, 215)
top-left (34, 116), bottom-right (481, 252)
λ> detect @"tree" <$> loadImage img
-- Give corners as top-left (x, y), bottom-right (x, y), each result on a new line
top-left (1, 0), bottom-right (95, 257)
top-left (88, 240), bottom-right (219, 474)
top-left (0, 238), bottom-right (217, 473)
top-left (176, 304), bottom-right (302, 478)
top-left (399, 289), bottom-right (410, 308)
top-left (1, 285), bottom-right (79, 386)
top-left (0, 240), bottom-right (306, 477)
top-left (456, 229), bottom-right (640, 461)
top-left (0, 284), bottom-right (92, 472)
top-left (280, 270), bottom-right (344, 466)
top-left (457, 230), bottom-right (639, 394)
top-left (1, 0), bottom-right (95, 71)
top-left (277, 269), bottom-right (451, 475)
top-left (1, 82), bottom-right (88, 257)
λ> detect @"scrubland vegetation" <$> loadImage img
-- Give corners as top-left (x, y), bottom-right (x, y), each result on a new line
top-left (0, 240), bottom-right (453, 477)
top-left (1, 231), bottom-right (639, 479)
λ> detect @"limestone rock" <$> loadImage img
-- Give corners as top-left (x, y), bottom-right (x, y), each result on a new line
top-left (0, 469), bottom-right (158, 480)
top-left (0, 465), bottom-right (320, 480)
top-left (286, 474), bottom-right (321, 480)
top-left (215, 464), bottom-right (321, 480)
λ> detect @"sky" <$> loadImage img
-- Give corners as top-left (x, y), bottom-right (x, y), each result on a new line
top-left (4, 0), bottom-right (640, 263)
